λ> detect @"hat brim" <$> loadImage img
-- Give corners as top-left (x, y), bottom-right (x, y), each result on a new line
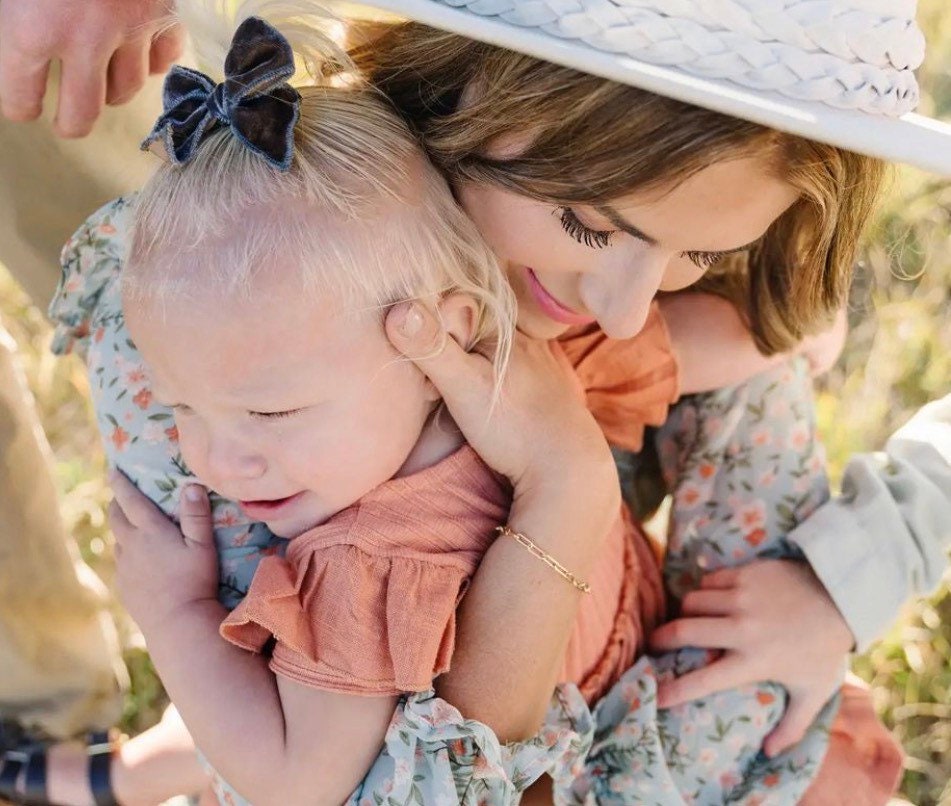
top-left (361, 0), bottom-right (951, 176)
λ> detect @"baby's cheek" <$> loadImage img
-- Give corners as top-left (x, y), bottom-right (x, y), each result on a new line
top-left (175, 419), bottom-right (208, 480)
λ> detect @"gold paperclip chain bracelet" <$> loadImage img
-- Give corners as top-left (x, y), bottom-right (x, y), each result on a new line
top-left (495, 525), bottom-right (591, 593)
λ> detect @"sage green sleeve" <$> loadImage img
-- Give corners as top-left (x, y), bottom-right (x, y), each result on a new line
top-left (790, 394), bottom-right (951, 652)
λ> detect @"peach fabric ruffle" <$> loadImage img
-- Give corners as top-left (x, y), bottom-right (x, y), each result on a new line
top-left (558, 302), bottom-right (680, 453)
top-left (221, 446), bottom-right (509, 695)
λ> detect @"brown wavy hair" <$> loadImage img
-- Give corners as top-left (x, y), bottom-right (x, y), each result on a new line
top-left (352, 22), bottom-right (887, 353)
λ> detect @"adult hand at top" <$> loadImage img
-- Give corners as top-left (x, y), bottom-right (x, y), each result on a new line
top-left (0, 0), bottom-right (184, 137)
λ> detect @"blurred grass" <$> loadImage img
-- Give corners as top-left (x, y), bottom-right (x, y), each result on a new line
top-left (0, 2), bottom-right (948, 803)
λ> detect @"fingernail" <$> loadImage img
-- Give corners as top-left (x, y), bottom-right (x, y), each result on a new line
top-left (398, 303), bottom-right (424, 338)
top-left (184, 484), bottom-right (203, 502)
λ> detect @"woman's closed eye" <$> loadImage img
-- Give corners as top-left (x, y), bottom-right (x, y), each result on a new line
top-left (557, 206), bottom-right (614, 249)
top-left (682, 250), bottom-right (727, 270)
top-left (557, 206), bottom-right (741, 269)
top-left (166, 403), bottom-right (305, 420)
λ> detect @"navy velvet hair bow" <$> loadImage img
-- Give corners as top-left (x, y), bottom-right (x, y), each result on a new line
top-left (142, 16), bottom-right (300, 171)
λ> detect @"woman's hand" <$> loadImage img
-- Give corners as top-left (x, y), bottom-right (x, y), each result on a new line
top-left (386, 301), bottom-right (619, 520)
top-left (650, 559), bottom-right (855, 756)
top-left (109, 472), bottom-right (218, 634)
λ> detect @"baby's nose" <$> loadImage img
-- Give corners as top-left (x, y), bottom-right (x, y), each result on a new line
top-left (207, 436), bottom-right (267, 481)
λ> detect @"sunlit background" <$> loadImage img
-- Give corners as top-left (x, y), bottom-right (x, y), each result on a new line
top-left (0, 2), bottom-right (947, 803)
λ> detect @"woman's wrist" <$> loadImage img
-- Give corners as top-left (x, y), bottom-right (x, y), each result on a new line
top-left (509, 456), bottom-right (620, 577)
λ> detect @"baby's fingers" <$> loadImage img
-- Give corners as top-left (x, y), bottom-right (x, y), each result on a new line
top-left (109, 470), bottom-right (168, 531)
top-left (656, 654), bottom-right (749, 708)
top-left (680, 588), bottom-right (736, 617)
top-left (179, 484), bottom-right (214, 549)
top-left (698, 567), bottom-right (741, 590)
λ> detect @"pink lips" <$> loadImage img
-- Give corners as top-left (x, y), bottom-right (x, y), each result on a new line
top-left (239, 491), bottom-right (304, 520)
top-left (525, 268), bottom-right (596, 327)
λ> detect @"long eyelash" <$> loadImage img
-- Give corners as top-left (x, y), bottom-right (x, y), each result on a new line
top-left (250, 409), bottom-right (303, 421)
top-left (557, 207), bottom-right (613, 249)
top-left (683, 250), bottom-right (727, 270)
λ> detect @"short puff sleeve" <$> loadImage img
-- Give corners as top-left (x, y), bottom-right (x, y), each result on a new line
top-left (221, 448), bottom-right (509, 696)
top-left (558, 302), bottom-right (680, 452)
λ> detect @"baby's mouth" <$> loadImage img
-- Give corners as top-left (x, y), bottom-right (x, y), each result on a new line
top-left (238, 492), bottom-right (304, 517)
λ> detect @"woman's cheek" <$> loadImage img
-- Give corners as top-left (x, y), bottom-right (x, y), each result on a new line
top-left (658, 257), bottom-right (707, 292)
top-left (460, 184), bottom-right (573, 273)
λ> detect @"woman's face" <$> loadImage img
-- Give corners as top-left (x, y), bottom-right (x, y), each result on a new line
top-left (457, 155), bottom-right (800, 340)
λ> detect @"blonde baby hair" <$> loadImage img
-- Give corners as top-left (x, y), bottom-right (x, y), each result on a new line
top-left (123, 1), bottom-right (515, 379)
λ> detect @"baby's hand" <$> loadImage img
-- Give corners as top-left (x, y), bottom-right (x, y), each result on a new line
top-left (109, 472), bottom-right (218, 634)
top-left (650, 559), bottom-right (854, 757)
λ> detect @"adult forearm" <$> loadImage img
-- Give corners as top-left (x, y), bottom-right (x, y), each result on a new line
top-left (791, 395), bottom-right (951, 651)
top-left (436, 464), bottom-right (619, 741)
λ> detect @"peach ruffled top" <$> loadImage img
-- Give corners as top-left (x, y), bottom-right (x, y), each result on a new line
top-left (558, 302), bottom-right (680, 453)
top-left (221, 302), bottom-right (679, 703)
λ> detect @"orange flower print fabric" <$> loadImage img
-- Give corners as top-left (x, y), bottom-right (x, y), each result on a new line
top-left (51, 197), bottom-right (285, 610)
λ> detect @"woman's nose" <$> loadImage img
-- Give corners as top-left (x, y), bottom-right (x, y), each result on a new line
top-left (579, 254), bottom-right (667, 339)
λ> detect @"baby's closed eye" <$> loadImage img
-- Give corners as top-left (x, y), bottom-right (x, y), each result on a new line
top-left (249, 408), bottom-right (306, 421)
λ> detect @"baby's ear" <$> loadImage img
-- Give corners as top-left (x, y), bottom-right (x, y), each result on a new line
top-left (414, 294), bottom-right (479, 404)
top-left (437, 293), bottom-right (480, 352)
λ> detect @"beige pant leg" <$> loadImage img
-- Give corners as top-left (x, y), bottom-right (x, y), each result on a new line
top-left (0, 76), bottom-right (164, 739)
top-left (0, 325), bottom-right (126, 738)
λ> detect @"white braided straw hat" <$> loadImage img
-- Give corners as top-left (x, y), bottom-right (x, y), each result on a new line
top-left (361, 0), bottom-right (951, 175)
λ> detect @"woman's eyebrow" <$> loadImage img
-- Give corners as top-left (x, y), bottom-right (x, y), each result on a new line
top-left (597, 204), bottom-right (761, 254)
top-left (596, 204), bottom-right (658, 245)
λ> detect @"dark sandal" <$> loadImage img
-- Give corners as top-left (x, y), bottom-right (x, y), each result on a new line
top-left (0, 723), bottom-right (119, 806)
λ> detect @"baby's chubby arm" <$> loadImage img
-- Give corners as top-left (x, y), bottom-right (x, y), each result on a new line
top-left (109, 473), bottom-right (396, 806)
top-left (658, 291), bottom-right (846, 393)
